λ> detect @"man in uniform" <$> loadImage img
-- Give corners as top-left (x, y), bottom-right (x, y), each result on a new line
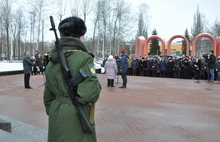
top-left (43, 16), bottom-right (101, 142)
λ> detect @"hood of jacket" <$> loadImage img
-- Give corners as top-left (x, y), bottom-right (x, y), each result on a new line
top-left (49, 36), bottom-right (89, 63)
top-left (121, 53), bottom-right (128, 59)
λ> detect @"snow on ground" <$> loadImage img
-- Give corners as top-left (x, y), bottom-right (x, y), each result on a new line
top-left (0, 60), bottom-right (23, 72)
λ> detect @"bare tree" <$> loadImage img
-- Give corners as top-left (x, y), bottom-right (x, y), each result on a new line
top-left (210, 18), bottom-right (220, 39)
top-left (70, 0), bottom-right (81, 17)
top-left (1, 0), bottom-right (12, 60)
top-left (111, 0), bottom-right (131, 54)
top-left (191, 5), bottom-right (208, 55)
top-left (16, 9), bottom-right (26, 60)
top-left (136, 3), bottom-right (150, 39)
top-left (57, 0), bottom-right (68, 21)
top-left (28, 0), bottom-right (51, 54)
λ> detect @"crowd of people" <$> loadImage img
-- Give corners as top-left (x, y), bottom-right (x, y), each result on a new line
top-left (103, 50), bottom-right (220, 84)
top-left (30, 51), bottom-right (50, 75)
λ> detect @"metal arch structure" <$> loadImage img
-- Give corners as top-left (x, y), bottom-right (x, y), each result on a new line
top-left (135, 33), bottom-right (220, 57)
top-left (167, 35), bottom-right (190, 56)
top-left (192, 33), bottom-right (217, 56)
top-left (145, 35), bottom-right (165, 56)
top-left (135, 37), bottom-right (146, 57)
top-left (217, 37), bottom-right (220, 57)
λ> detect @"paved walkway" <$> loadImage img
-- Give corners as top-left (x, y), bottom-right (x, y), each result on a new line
top-left (0, 74), bottom-right (220, 142)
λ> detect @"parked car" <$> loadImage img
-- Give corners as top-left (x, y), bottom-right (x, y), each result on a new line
top-left (94, 58), bottom-right (105, 74)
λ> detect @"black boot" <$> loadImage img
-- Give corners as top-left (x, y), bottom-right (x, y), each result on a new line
top-left (107, 79), bottom-right (110, 87)
top-left (110, 79), bottom-right (115, 87)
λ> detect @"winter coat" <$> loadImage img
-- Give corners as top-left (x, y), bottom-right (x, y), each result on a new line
top-left (104, 58), bottom-right (118, 79)
top-left (119, 53), bottom-right (128, 73)
top-left (132, 59), bottom-right (139, 70)
top-left (216, 62), bottom-right (220, 71)
top-left (159, 60), bottom-right (167, 71)
top-left (182, 61), bottom-right (191, 79)
top-left (167, 61), bottom-right (174, 73)
top-left (36, 57), bottom-right (44, 68)
top-left (207, 54), bottom-right (216, 69)
top-left (44, 37), bottom-right (101, 142)
top-left (139, 60), bottom-right (146, 71)
top-left (128, 59), bottom-right (132, 68)
top-left (23, 54), bottom-right (34, 74)
top-left (150, 60), bottom-right (158, 71)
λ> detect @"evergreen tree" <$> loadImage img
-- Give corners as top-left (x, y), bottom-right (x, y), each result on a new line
top-left (149, 29), bottom-right (161, 55)
top-left (181, 29), bottom-right (190, 55)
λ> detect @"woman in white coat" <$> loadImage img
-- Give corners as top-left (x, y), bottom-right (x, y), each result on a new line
top-left (104, 55), bottom-right (118, 87)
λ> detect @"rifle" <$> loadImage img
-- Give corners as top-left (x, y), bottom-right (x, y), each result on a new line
top-left (49, 16), bottom-right (93, 133)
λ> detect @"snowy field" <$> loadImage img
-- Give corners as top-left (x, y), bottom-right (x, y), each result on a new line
top-left (0, 60), bottom-right (23, 72)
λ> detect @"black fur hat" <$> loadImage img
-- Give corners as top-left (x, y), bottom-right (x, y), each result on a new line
top-left (58, 16), bottom-right (87, 37)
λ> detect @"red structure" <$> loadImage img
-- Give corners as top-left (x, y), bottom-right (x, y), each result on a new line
top-left (135, 33), bottom-right (220, 57)
top-left (192, 33), bottom-right (217, 56)
top-left (135, 37), bottom-right (145, 57)
top-left (135, 35), bottom-right (165, 57)
top-left (216, 37), bottom-right (220, 57)
top-left (167, 35), bottom-right (189, 56)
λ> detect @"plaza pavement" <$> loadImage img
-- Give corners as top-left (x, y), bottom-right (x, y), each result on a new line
top-left (0, 73), bottom-right (220, 142)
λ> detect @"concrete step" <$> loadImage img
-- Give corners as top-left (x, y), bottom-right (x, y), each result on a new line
top-left (0, 115), bottom-right (47, 142)
top-left (0, 119), bottom-right (11, 133)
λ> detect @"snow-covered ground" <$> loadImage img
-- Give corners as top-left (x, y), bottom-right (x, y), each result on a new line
top-left (0, 60), bottom-right (23, 72)
top-left (0, 59), bottom-right (104, 73)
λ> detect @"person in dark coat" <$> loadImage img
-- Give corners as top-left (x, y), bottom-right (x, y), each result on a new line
top-left (36, 54), bottom-right (44, 75)
top-left (159, 58), bottom-right (167, 77)
top-left (182, 59), bottom-right (191, 79)
top-left (150, 57), bottom-right (158, 77)
top-left (23, 51), bottom-right (34, 89)
top-left (139, 57), bottom-right (146, 76)
top-left (192, 57), bottom-right (202, 80)
top-left (216, 58), bottom-right (220, 81)
top-left (145, 57), bottom-right (152, 76)
top-left (206, 50), bottom-right (216, 83)
top-left (173, 56), bottom-right (181, 78)
top-left (167, 58), bottom-right (174, 78)
top-left (132, 56), bottom-right (139, 76)
top-left (119, 49), bottom-right (128, 88)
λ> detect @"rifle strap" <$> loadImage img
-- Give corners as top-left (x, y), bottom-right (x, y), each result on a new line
top-left (63, 49), bottom-right (82, 53)
top-left (55, 96), bottom-right (72, 104)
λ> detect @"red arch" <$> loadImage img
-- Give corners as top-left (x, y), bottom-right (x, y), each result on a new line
top-left (167, 35), bottom-right (190, 56)
top-left (217, 37), bottom-right (220, 57)
top-left (145, 35), bottom-right (165, 56)
top-left (135, 37), bottom-right (145, 57)
top-left (192, 33), bottom-right (217, 56)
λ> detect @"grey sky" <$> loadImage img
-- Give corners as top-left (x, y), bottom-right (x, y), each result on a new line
top-left (14, 0), bottom-right (220, 42)
top-left (128, 0), bottom-right (220, 41)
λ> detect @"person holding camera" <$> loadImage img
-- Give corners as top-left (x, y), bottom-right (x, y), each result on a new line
top-left (206, 50), bottom-right (216, 83)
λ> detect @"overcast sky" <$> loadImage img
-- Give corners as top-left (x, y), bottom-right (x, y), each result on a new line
top-left (128, 0), bottom-right (220, 42)
top-left (15, 0), bottom-right (220, 42)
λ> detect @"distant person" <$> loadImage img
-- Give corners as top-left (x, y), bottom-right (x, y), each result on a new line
top-left (104, 55), bottom-right (118, 87)
top-left (216, 58), bottom-right (220, 81)
top-left (36, 54), bottom-right (44, 75)
top-left (119, 49), bottom-right (128, 88)
top-left (206, 50), bottom-right (216, 83)
top-left (23, 51), bottom-right (34, 89)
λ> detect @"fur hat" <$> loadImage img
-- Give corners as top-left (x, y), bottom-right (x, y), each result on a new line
top-left (58, 16), bottom-right (87, 38)
top-left (121, 50), bottom-right (125, 54)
